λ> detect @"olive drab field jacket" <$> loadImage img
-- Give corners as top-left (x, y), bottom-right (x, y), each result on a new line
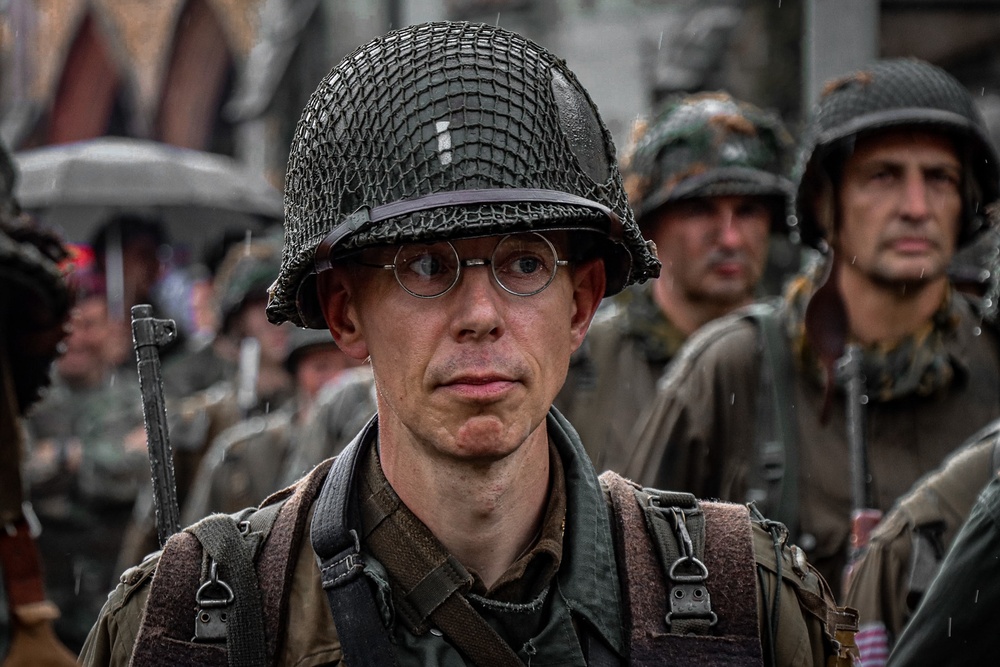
top-left (888, 472), bottom-right (1000, 665)
top-left (80, 410), bottom-right (855, 666)
top-left (623, 293), bottom-right (1000, 596)
top-left (557, 283), bottom-right (687, 473)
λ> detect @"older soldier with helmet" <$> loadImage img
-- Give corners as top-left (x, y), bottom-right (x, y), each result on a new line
top-left (625, 58), bottom-right (1000, 600)
top-left (558, 92), bottom-right (793, 471)
top-left (81, 22), bottom-right (855, 666)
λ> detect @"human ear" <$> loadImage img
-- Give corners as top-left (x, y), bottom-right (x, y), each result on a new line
top-left (568, 257), bottom-right (606, 351)
top-left (316, 269), bottom-right (370, 360)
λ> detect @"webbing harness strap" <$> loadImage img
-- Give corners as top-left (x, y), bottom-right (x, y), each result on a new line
top-left (186, 506), bottom-right (276, 667)
top-left (600, 472), bottom-right (763, 665)
top-left (309, 417), bottom-right (400, 667)
top-left (639, 490), bottom-right (716, 635)
top-left (745, 302), bottom-right (800, 533)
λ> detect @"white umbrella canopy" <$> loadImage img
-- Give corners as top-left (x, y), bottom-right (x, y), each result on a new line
top-left (13, 137), bottom-right (284, 258)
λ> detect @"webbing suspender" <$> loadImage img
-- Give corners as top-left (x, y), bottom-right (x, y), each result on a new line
top-left (309, 417), bottom-right (400, 667)
top-left (746, 303), bottom-right (800, 532)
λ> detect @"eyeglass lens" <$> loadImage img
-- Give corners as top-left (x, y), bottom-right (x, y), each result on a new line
top-left (393, 233), bottom-right (560, 298)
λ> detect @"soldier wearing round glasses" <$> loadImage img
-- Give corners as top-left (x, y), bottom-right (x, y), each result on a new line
top-left (352, 232), bottom-right (570, 298)
top-left (81, 22), bottom-right (852, 666)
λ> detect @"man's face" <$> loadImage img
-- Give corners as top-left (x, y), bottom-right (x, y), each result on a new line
top-left (834, 129), bottom-right (962, 287)
top-left (318, 233), bottom-right (604, 464)
top-left (57, 296), bottom-right (111, 386)
top-left (646, 194), bottom-right (772, 307)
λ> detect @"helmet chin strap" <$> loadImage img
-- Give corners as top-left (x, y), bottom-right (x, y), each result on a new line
top-left (313, 187), bottom-right (623, 273)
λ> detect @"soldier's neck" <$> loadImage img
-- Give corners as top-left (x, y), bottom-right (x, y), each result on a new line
top-left (653, 275), bottom-right (752, 336)
top-left (377, 419), bottom-right (551, 589)
top-left (836, 265), bottom-right (949, 347)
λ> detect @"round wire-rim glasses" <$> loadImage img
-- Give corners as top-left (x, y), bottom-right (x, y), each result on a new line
top-left (356, 232), bottom-right (570, 299)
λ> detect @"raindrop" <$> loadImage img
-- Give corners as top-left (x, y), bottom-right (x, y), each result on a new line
top-left (919, 268), bottom-right (924, 279)
top-left (496, 12), bottom-right (501, 26)
top-left (860, 395), bottom-right (869, 405)
top-left (244, 229), bottom-right (253, 254)
top-left (109, 373), bottom-right (116, 387)
top-left (975, 589), bottom-right (980, 603)
top-left (948, 617), bottom-right (952, 638)
top-left (730, 393), bottom-right (735, 405)
top-left (265, 402), bottom-right (271, 414)
top-left (973, 326), bottom-right (982, 336)
top-left (778, 0), bottom-right (781, 5)
top-left (658, 31), bottom-right (664, 50)
top-left (851, 256), bottom-right (857, 264)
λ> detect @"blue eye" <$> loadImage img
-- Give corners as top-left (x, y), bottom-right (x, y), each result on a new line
top-left (512, 255), bottom-right (543, 275)
top-left (409, 252), bottom-right (447, 277)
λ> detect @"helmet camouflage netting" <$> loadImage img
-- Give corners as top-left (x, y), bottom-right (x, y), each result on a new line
top-left (621, 92), bottom-right (793, 231)
top-left (268, 21), bottom-right (659, 329)
top-left (794, 58), bottom-right (1000, 249)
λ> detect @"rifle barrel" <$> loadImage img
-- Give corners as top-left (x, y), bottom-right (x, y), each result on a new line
top-left (131, 304), bottom-right (181, 546)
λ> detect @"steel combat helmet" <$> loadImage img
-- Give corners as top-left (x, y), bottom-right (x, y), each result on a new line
top-left (215, 234), bottom-right (283, 332)
top-left (621, 92), bottom-right (793, 231)
top-left (268, 21), bottom-right (660, 329)
top-left (794, 58), bottom-right (1000, 249)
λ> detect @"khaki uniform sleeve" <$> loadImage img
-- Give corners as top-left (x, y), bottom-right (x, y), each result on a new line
top-left (78, 557), bottom-right (157, 667)
top-left (842, 435), bottom-right (998, 663)
top-left (752, 524), bottom-right (858, 667)
top-left (842, 508), bottom-right (914, 642)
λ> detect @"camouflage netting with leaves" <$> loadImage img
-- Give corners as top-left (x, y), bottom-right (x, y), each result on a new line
top-left (269, 21), bottom-right (659, 328)
top-left (620, 92), bottom-right (793, 227)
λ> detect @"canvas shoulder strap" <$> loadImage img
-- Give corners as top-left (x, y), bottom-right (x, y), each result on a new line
top-left (599, 471), bottom-right (762, 666)
top-left (742, 301), bottom-right (799, 532)
top-left (129, 457), bottom-right (333, 667)
top-left (309, 417), bottom-right (400, 667)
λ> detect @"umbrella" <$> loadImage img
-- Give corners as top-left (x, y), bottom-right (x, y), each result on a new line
top-left (13, 137), bottom-right (284, 259)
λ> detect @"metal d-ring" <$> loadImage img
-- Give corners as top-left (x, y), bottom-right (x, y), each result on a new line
top-left (195, 560), bottom-right (235, 608)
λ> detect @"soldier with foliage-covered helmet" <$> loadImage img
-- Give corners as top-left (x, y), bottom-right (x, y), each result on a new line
top-left (625, 58), bottom-right (1000, 634)
top-left (82, 22), bottom-right (854, 667)
top-left (558, 91), bottom-right (793, 473)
